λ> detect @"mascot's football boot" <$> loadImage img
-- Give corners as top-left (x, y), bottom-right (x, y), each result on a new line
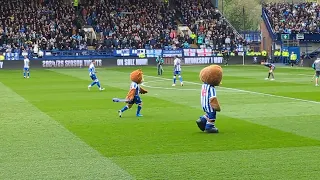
top-left (205, 127), bottom-right (219, 133)
top-left (196, 117), bottom-right (206, 131)
top-left (205, 122), bottom-right (219, 133)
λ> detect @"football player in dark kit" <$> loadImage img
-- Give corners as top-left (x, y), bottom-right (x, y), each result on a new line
top-left (263, 62), bottom-right (275, 80)
top-left (156, 55), bottom-right (164, 75)
top-left (222, 49), bottom-right (230, 66)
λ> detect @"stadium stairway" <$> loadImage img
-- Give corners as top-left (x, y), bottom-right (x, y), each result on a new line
top-left (307, 47), bottom-right (320, 59)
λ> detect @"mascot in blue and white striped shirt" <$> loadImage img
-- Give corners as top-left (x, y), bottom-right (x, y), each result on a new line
top-left (196, 65), bottom-right (223, 133)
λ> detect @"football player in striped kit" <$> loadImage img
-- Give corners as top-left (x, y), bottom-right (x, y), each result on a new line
top-left (196, 65), bottom-right (222, 133)
top-left (312, 58), bottom-right (320, 86)
top-left (23, 56), bottom-right (30, 78)
top-left (88, 60), bottom-right (105, 91)
top-left (172, 56), bottom-right (184, 86)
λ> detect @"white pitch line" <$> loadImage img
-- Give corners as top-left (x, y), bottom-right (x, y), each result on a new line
top-left (142, 82), bottom-right (198, 91)
top-left (142, 79), bottom-right (233, 92)
top-left (144, 75), bottom-right (320, 104)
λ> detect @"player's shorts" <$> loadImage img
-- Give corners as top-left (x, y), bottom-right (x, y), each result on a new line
top-left (24, 67), bottom-right (29, 71)
top-left (174, 71), bottom-right (181, 75)
top-left (128, 95), bottom-right (142, 105)
top-left (90, 74), bottom-right (97, 81)
top-left (316, 71), bottom-right (320, 78)
top-left (204, 111), bottom-right (217, 120)
top-left (270, 66), bottom-right (275, 71)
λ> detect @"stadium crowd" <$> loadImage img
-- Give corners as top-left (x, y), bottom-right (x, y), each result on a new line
top-left (175, 0), bottom-right (243, 50)
top-left (82, 0), bottom-right (179, 50)
top-left (0, 0), bottom-right (244, 53)
top-left (264, 2), bottom-right (320, 34)
top-left (0, 0), bottom-right (86, 53)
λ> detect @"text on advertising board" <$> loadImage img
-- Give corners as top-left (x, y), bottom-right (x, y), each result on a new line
top-left (117, 58), bottom-right (148, 66)
top-left (184, 57), bottom-right (223, 64)
top-left (42, 60), bottom-right (102, 68)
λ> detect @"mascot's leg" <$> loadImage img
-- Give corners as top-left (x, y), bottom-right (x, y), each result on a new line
top-left (196, 115), bottom-right (208, 131)
top-left (204, 112), bottom-right (219, 133)
top-left (136, 102), bottom-right (143, 117)
top-left (205, 120), bottom-right (219, 133)
top-left (118, 104), bottom-right (133, 117)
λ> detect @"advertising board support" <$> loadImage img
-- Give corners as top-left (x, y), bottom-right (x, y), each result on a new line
top-left (243, 54), bottom-right (245, 65)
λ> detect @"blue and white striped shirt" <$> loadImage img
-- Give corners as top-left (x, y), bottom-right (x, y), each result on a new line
top-left (174, 58), bottom-right (181, 72)
top-left (130, 82), bottom-right (140, 96)
top-left (88, 63), bottom-right (95, 76)
top-left (201, 83), bottom-right (216, 113)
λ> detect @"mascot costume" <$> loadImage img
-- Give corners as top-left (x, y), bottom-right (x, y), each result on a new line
top-left (196, 65), bottom-right (223, 133)
top-left (118, 69), bottom-right (148, 117)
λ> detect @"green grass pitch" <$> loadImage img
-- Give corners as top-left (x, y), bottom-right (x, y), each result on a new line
top-left (1, 65), bottom-right (320, 179)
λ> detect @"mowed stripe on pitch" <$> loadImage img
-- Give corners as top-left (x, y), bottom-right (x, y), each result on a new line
top-left (111, 146), bottom-right (320, 180)
top-left (0, 82), bottom-right (133, 179)
top-left (51, 68), bottom-right (320, 141)
top-left (142, 75), bottom-right (320, 141)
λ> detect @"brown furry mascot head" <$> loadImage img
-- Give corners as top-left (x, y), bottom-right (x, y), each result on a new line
top-left (130, 69), bottom-right (144, 84)
top-left (199, 65), bottom-right (223, 86)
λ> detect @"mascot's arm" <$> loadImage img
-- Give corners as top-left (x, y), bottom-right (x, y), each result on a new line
top-left (126, 89), bottom-right (136, 101)
top-left (140, 87), bottom-right (148, 94)
top-left (210, 97), bottom-right (221, 112)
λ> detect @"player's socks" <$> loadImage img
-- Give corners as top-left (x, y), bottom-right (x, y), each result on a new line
top-left (173, 76), bottom-right (176, 84)
top-left (121, 105), bottom-right (128, 112)
top-left (179, 75), bottom-right (183, 83)
top-left (118, 110), bottom-right (122, 117)
top-left (96, 81), bottom-right (105, 90)
top-left (179, 76), bottom-right (183, 86)
top-left (90, 81), bottom-right (97, 87)
top-left (23, 72), bottom-right (26, 78)
top-left (268, 73), bottom-right (271, 78)
top-left (136, 105), bottom-right (142, 116)
top-left (27, 72), bottom-right (30, 77)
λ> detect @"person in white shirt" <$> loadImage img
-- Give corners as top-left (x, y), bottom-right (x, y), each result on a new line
top-left (23, 56), bottom-right (30, 78)
top-left (172, 56), bottom-right (183, 86)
